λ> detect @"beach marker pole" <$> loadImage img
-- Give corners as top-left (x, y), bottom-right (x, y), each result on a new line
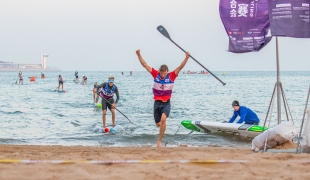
top-left (156, 25), bottom-right (226, 86)
top-left (96, 92), bottom-right (134, 125)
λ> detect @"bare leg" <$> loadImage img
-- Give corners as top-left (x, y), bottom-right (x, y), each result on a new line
top-left (102, 110), bottom-right (107, 128)
top-left (156, 113), bottom-right (167, 147)
top-left (111, 108), bottom-right (116, 126)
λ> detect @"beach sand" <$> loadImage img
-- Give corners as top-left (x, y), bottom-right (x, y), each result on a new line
top-left (0, 143), bottom-right (310, 180)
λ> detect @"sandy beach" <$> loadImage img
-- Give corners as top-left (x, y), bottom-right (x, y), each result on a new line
top-left (0, 144), bottom-right (310, 180)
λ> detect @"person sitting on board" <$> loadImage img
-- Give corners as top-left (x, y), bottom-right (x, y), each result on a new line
top-left (93, 82), bottom-right (100, 104)
top-left (18, 71), bottom-right (23, 85)
top-left (96, 76), bottom-right (119, 128)
top-left (228, 100), bottom-right (260, 125)
top-left (136, 49), bottom-right (190, 147)
top-left (58, 75), bottom-right (64, 90)
top-left (82, 75), bottom-right (87, 85)
top-left (75, 70), bottom-right (79, 81)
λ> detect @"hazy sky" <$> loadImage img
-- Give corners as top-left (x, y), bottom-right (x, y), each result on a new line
top-left (0, 0), bottom-right (309, 71)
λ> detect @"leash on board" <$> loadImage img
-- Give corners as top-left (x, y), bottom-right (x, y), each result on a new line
top-left (165, 123), bottom-right (193, 147)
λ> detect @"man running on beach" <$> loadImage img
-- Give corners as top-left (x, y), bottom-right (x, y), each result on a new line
top-left (96, 76), bottom-right (120, 128)
top-left (136, 49), bottom-right (190, 147)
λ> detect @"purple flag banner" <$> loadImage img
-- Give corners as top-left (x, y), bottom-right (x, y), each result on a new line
top-left (268, 0), bottom-right (310, 38)
top-left (219, 0), bottom-right (272, 53)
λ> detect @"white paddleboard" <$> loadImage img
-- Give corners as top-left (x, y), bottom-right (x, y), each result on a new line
top-left (181, 120), bottom-right (267, 138)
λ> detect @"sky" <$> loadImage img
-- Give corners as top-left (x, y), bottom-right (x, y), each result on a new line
top-left (0, 0), bottom-right (309, 71)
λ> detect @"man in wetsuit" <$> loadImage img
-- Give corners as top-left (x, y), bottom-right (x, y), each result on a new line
top-left (228, 100), bottom-right (260, 125)
top-left (96, 76), bottom-right (120, 128)
top-left (136, 49), bottom-right (190, 147)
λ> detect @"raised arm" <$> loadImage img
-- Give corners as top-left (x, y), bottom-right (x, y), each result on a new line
top-left (174, 51), bottom-right (190, 75)
top-left (136, 49), bottom-right (152, 73)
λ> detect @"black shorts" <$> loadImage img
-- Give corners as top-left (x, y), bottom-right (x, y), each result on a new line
top-left (153, 100), bottom-right (171, 124)
top-left (102, 98), bottom-right (114, 111)
top-left (59, 81), bottom-right (63, 85)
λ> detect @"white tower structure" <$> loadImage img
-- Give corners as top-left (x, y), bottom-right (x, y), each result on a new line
top-left (41, 53), bottom-right (49, 69)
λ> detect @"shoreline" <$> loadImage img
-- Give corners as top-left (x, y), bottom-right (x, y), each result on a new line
top-left (0, 144), bottom-right (309, 179)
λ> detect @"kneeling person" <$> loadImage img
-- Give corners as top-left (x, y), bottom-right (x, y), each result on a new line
top-left (228, 100), bottom-right (260, 125)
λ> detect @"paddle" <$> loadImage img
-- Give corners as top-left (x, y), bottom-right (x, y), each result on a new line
top-left (54, 87), bottom-right (58, 92)
top-left (96, 92), bottom-right (134, 125)
top-left (157, 25), bottom-right (226, 86)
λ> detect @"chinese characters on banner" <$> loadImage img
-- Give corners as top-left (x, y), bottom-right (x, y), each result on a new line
top-left (268, 0), bottom-right (310, 38)
top-left (219, 0), bottom-right (272, 53)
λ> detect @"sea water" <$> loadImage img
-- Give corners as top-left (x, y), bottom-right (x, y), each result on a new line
top-left (0, 71), bottom-right (309, 148)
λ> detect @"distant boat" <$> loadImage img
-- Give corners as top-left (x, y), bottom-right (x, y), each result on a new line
top-left (183, 70), bottom-right (197, 74)
top-left (197, 71), bottom-right (209, 74)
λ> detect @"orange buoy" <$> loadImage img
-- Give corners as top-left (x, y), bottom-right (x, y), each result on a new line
top-left (30, 76), bottom-right (36, 82)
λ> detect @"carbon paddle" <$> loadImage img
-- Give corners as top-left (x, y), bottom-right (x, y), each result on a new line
top-left (96, 92), bottom-right (134, 125)
top-left (157, 25), bottom-right (226, 86)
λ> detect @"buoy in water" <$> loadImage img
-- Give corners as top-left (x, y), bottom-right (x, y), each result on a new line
top-left (30, 76), bottom-right (36, 82)
top-left (104, 127), bottom-right (110, 133)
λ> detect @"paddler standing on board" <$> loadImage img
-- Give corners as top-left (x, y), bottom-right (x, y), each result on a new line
top-left (58, 75), bottom-right (64, 90)
top-left (136, 49), bottom-right (190, 147)
top-left (93, 82), bottom-right (100, 104)
top-left (75, 70), bottom-right (79, 82)
top-left (18, 71), bottom-right (23, 85)
top-left (96, 76), bottom-right (120, 128)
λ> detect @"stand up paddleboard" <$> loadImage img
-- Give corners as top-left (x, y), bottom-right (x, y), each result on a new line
top-left (98, 126), bottom-right (117, 134)
top-left (57, 90), bottom-right (67, 93)
top-left (181, 120), bottom-right (267, 138)
top-left (94, 103), bottom-right (102, 108)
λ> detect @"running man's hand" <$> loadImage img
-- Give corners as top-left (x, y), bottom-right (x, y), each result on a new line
top-left (136, 49), bottom-right (140, 56)
top-left (185, 51), bottom-right (190, 59)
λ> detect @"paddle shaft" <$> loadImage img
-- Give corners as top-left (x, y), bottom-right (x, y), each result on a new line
top-left (96, 92), bottom-right (134, 125)
top-left (168, 38), bottom-right (226, 86)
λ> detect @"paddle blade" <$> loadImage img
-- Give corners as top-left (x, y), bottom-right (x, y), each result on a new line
top-left (157, 25), bottom-right (171, 40)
